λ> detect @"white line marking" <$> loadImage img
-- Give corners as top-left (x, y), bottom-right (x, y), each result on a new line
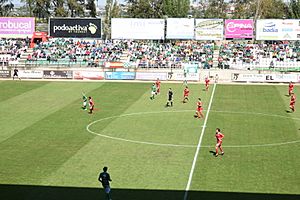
top-left (183, 83), bottom-right (217, 200)
top-left (86, 109), bottom-right (300, 148)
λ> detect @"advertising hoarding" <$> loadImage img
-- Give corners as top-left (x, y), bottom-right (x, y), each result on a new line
top-left (49, 18), bottom-right (101, 38)
top-left (43, 70), bottom-right (73, 79)
top-left (18, 70), bottom-right (43, 78)
top-left (225, 19), bottom-right (254, 39)
top-left (256, 20), bottom-right (281, 40)
top-left (195, 19), bottom-right (223, 40)
top-left (111, 18), bottom-right (165, 40)
top-left (105, 72), bottom-right (135, 80)
top-left (169, 72), bottom-right (200, 81)
top-left (0, 17), bottom-right (35, 38)
top-left (166, 18), bottom-right (195, 39)
top-left (256, 19), bottom-right (300, 40)
top-left (135, 72), bottom-right (168, 81)
top-left (0, 70), bottom-right (11, 78)
top-left (73, 71), bottom-right (104, 80)
top-left (231, 73), bottom-right (299, 83)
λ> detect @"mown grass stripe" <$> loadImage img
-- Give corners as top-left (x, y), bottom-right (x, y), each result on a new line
top-left (0, 82), bottom-right (148, 185)
top-left (0, 82), bottom-right (102, 144)
top-left (0, 81), bottom-right (49, 103)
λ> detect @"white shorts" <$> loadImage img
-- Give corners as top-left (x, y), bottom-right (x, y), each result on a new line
top-left (151, 91), bottom-right (156, 95)
top-left (83, 101), bottom-right (87, 106)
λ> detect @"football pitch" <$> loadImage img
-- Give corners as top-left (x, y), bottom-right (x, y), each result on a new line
top-left (0, 80), bottom-right (299, 200)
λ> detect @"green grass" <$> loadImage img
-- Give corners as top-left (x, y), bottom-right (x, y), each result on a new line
top-left (0, 81), bottom-right (299, 199)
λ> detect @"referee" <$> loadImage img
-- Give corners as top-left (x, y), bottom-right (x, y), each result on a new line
top-left (166, 88), bottom-right (174, 107)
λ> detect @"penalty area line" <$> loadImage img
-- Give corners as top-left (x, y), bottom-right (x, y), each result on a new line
top-left (183, 83), bottom-right (217, 200)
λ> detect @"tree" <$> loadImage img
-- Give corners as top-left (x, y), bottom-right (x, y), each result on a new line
top-left (257, 0), bottom-right (288, 19)
top-left (104, 0), bottom-right (120, 39)
top-left (21, 0), bottom-right (33, 16)
top-left (87, 0), bottom-right (97, 17)
top-left (52, 0), bottom-right (68, 17)
top-left (161, 0), bottom-right (190, 18)
top-left (204, 0), bottom-right (227, 18)
top-left (33, 0), bottom-right (50, 19)
top-left (231, 0), bottom-right (256, 19)
top-left (288, 0), bottom-right (300, 19)
top-left (0, 0), bottom-right (14, 16)
top-left (191, 0), bottom-right (208, 18)
top-left (67, 0), bottom-right (84, 17)
top-left (126, 0), bottom-right (164, 18)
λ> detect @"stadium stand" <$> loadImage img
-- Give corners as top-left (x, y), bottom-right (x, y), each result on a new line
top-left (25, 39), bottom-right (126, 68)
top-left (0, 39), bottom-right (28, 68)
top-left (218, 41), bottom-right (300, 71)
top-left (3, 38), bottom-right (300, 71)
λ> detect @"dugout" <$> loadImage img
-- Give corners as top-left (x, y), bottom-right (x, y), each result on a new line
top-left (30, 32), bottom-right (49, 48)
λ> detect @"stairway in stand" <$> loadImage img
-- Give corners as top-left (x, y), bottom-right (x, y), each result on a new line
top-left (17, 48), bottom-right (34, 69)
top-left (120, 50), bottom-right (130, 63)
top-left (212, 49), bottom-right (219, 69)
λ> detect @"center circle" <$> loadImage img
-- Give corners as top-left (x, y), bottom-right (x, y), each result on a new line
top-left (86, 110), bottom-right (300, 148)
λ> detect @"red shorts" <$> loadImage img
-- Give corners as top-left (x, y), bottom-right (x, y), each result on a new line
top-left (216, 141), bottom-right (222, 147)
top-left (197, 107), bottom-right (203, 112)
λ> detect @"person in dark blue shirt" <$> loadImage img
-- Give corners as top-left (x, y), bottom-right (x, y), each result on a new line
top-left (166, 88), bottom-right (174, 107)
top-left (98, 166), bottom-right (112, 200)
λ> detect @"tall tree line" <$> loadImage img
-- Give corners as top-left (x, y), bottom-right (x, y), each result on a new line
top-left (0, 0), bottom-right (300, 19)
top-left (0, 0), bottom-right (96, 18)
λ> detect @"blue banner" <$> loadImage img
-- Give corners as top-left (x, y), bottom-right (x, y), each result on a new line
top-left (105, 72), bottom-right (136, 80)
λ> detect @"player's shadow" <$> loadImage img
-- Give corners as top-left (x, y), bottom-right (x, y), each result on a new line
top-left (285, 94), bottom-right (290, 97)
top-left (1, 184), bottom-right (299, 200)
top-left (209, 150), bottom-right (216, 156)
top-left (286, 110), bottom-right (292, 113)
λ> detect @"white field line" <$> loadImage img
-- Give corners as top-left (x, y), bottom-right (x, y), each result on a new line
top-left (86, 110), bottom-right (300, 148)
top-left (183, 83), bottom-right (217, 200)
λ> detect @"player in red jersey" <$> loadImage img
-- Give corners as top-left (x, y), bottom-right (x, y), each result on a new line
top-left (215, 128), bottom-right (224, 157)
top-left (89, 96), bottom-right (95, 114)
top-left (194, 98), bottom-right (204, 118)
top-left (183, 86), bottom-right (190, 103)
top-left (155, 78), bottom-right (161, 94)
top-left (290, 93), bottom-right (296, 112)
top-left (288, 82), bottom-right (294, 96)
top-left (205, 77), bottom-right (210, 91)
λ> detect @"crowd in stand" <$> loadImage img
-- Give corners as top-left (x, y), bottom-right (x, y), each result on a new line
top-left (218, 41), bottom-right (300, 69)
top-left (1, 37), bottom-right (300, 70)
top-left (28, 39), bottom-right (125, 67)
top-left (126, 41), bottom-right (214, 68)
top-left (0, 39), bottom-right (29, 66)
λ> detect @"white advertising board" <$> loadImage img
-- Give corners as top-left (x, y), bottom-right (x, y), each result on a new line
top-left (73, 71), bottom-right (104, 80)
top-left (256, 19), bottom-right (300, 40)
top-left (232, 73), bottom-right (299, 83)
top-left (18, 70), bottom-right (43, 78)
top-left (169, 72), bottom-right (200, 81)
top-left (195, 19), bottom-right (224, 40)
top-left (135, 72), bottom-right (168, 81)
top-left (111, 18), bottom-right (165, 40)
top-left (166, 18), bottom-right (194, 39)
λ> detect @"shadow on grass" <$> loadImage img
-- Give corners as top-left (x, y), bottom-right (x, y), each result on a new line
top-left (0, 184), bottom-right (299, 200)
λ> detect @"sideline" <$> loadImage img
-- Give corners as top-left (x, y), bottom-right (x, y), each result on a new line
top-left (2, 78), bottom-right (292, 85)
